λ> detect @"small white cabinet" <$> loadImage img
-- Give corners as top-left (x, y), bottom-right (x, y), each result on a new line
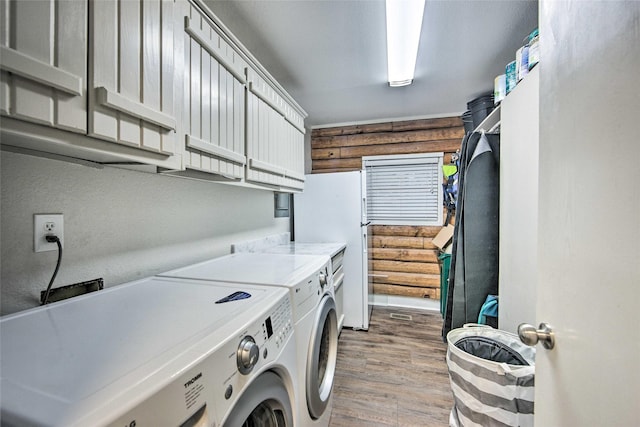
top-left (89, 0), bottom-right (176, 156)
top-left (0, 0), bottom-right (87, 133)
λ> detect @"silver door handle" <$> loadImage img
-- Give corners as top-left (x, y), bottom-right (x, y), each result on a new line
top-left (518, 322), bottom-right (555, 350)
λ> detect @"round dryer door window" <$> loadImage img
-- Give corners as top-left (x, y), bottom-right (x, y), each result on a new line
top-left (306, 295), bottom-right (338, 419)
top-left (223, 372), bottom-right (294, 427)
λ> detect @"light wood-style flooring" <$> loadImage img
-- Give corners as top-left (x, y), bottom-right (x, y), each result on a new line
top-left (329, 306), bottom-right (453, 427)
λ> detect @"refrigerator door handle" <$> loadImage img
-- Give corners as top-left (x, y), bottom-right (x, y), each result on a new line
top-left (360, 221), bottom-right (371, 227)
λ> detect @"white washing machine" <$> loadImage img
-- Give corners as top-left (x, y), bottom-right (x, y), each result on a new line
top-left (252, 243), bottom-right (347, 333)
top-left (0, 276), bottom-right (297, 427)
top-left (159, 252), bottom-right (338, 427)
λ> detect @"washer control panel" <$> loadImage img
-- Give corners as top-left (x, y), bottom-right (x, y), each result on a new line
top-left (106, 291), bottom-right (293, 427)
top-left (215, 292), bottom-right (293, 421)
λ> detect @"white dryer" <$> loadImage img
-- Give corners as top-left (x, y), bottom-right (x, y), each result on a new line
top-left (0, 276), bottom-right (297, 427)
top-left (253, 243), bottom-right (347, 332)
top-left (159, 252), bottom-right (339, 427)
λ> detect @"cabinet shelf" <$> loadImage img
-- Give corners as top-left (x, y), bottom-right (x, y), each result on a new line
top-left (473, 104), bottom-right (501, 133)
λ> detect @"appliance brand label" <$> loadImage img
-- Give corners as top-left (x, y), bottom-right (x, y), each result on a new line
top-left (184, 372), bottom-right (204, 410)
top-left (184, 372), bottom-right (202, 388)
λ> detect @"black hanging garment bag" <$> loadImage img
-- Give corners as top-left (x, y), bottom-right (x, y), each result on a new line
top-left (443, 131), bottom-right (500, 338)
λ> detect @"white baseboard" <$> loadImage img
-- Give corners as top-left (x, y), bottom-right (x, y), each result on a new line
top-left (372, 294), bottom-right (440, 312)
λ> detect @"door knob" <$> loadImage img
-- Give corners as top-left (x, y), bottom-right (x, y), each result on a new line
top-left (518, 322), bottom-right (555, 350)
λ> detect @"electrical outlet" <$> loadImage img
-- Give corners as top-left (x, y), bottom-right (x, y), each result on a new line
top-left (34, 214), bottom-right (64, 253)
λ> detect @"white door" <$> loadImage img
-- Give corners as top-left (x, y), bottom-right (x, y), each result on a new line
top-left (532, 2), bottom-right (640, 425)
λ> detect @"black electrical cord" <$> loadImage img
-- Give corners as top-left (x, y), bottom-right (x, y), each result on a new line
top-left (41, 235), bottom-right (62, 306)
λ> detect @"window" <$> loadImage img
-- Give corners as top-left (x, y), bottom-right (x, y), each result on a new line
top-left (363, 153), bottom-right (443, 226)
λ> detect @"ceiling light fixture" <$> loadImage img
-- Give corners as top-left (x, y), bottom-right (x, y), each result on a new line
top-left (385, 0), bottom-right (426, 87)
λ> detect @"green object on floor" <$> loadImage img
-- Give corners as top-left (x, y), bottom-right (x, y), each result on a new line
top-left (439, 252), bottom-right (451, 317)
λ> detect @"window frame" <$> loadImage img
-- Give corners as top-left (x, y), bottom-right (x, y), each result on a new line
top-left (362, 152), bottom-right (444, 226)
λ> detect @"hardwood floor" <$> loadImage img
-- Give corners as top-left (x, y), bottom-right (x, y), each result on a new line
top-left (329, 306), bottom-right (453, 427)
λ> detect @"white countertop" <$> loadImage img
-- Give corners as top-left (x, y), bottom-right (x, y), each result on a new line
top-left (260, 242), bottom-right (346, 258)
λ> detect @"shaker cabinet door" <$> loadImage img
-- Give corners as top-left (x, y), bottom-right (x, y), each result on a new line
top-left (0, 0), bottom-right (87, 133)
top-left (89, 0), bottom-right (176, 155)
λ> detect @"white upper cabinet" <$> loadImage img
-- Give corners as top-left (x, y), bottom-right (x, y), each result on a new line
top-left (89, 0), bottom-right (176, 156)
top-left (0, 0), bottom-right (87, 133)
top-left (246, 69), bottom-right (305, 190)
top-left (179, 1), bottom-right (247, 180)
top-left (0, 0), bottom-right (306, 190)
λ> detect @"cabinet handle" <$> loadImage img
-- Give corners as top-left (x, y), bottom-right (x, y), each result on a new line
top-left (248, 81), bottom-right (286, 117)
top-left (0, 46), bottom-right (82, 96)
top-left (95, 87), bottom-right (176, 131)
top-left (284, 115), bottom-right (306, 134)
top-left (249, 158), bottom-right (286, 176)
top-left (184, 17), bottom-right (246, 84)
top-left (284, 170), bottom-right (305, 182)
top-left (186, 135), bottom-right (247, 165)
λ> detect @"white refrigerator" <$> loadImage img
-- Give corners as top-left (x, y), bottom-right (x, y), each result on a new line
top-left (294, 171), bottom-right (373, 330)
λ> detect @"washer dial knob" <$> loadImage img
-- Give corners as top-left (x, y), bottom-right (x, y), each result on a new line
top-left (237, 336), bottom-right (259, 375)
top-left (319, 271), bottom-right (328, 288)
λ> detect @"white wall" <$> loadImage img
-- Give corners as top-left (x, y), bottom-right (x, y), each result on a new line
top-left (0, 150), bottom-right (289, 315)
top-left (498, 67), bottom-right (539, 334)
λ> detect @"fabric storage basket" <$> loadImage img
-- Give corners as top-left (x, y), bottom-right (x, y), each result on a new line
top-left (446, 325), bottom-right (536, 427)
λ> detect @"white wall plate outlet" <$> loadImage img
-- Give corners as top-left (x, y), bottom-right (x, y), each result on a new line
top-left (34, 214), bottom-right (64, 253)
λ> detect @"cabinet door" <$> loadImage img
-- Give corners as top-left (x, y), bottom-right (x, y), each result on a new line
top-left (281, 120), bottom-right (305, 190)
top-left (181, 2), bottom-right (246, 179)
top-left (246, 67), bottom-right (305, 190)
top-left (246, 92), bottom-right (284, 187)
top-left (246, 91), bottom-right (305, 190)
top-left (0, 0), bottom-right (87, 132)
top-left (89, 0), bottom-right (176, 155)
top-left (282, 102), bottom-right (306, 190)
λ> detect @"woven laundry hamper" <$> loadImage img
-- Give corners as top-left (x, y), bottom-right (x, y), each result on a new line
top-left (446, 325), bottom-right (536, 427)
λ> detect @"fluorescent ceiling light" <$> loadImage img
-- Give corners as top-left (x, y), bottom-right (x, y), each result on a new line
top-left (386, 0), bottom-right (426, 87)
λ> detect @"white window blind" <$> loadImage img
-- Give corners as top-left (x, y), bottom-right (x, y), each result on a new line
top-left (363, 153), bottom-right (443, 226)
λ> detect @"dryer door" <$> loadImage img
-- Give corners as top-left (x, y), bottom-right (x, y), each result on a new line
top-left (223, 371), bottom-right (293, 427)
top-left (306, 294), bottom-right (338, 419)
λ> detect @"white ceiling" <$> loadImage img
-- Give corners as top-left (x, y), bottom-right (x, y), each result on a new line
top-left (203, 0), bottom-right (539, 128)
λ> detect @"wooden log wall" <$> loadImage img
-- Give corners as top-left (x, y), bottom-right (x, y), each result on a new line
top-left (311, 116), bottom-right (464, 300)
top-left (311, 116), bottom-right (464, 174)
top-left (371, 225), bottom-right (442, 299)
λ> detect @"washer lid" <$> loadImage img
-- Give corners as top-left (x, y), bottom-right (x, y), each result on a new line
top-left (159, 253), bottom-right (329, 288)
top-left (0, 277), bottom-right (288, 426)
